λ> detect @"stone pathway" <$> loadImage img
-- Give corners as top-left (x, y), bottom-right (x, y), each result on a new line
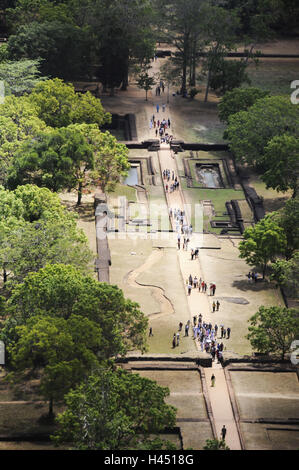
top-left (156, 135), bottom-right (242, 449)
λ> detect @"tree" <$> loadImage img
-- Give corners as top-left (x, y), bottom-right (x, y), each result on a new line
top-left (4, 216), bottom-right (93, 285)
top-left (7, 20), bottom-right (93, 80)
top-left (200, 4), bottom-right (241, 102)
top-left (209, 59), bottom-right (251, 96)
top-left (218, 87), bottom-right (269, 124)
top-left (239, 215), bottom-right (287, 278)
top-left (203, 438), bottom-right (230, 450)
top-left (73, 126), bottom-right (130, 194)
top-left (163, 0), bottom-right (203, 95)
top-left (136, 65), bottom-right (156, 101)
top-left (0, 185), bottom-right (93, 285)
top-left (0, 186), bottom-right (25, 284)
top-left (261, 134), bottom-right (299, 199)
top-left (224, 95), bottom-right (299, 168)
top-left (0, 95), bottom-right (48, 185)
top-left (270, 252), bottom-right (299, 299)
top-left (5, 263), bottom-right (148, 357)
top-left (275, 197), bottom-right (299, 260)
top-left (0, 58), bottom-right (47, 96)
top-left (7, 126), bottom-right (95, 205)
top-left (28, 78), bottom-right (111, 128)
top-left (52, 368), bottom-right (177, 449)
top-left (247, 305), bottom-right (299, 360)
top-left (7, 314), bottom-right (103, 417)
top-left (13, 184), bottom-right (68, 222)
top-left (90, 0), bottom-right (157, 93)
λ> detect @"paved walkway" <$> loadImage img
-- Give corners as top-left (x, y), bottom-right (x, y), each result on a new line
top-left (156, 131), bottom-right (242, 449)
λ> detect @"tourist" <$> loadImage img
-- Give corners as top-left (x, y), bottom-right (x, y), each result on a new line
top-left (227, 327), bottom-right (231, 339)
top-left (172, 334), bottom-right (176, 348)
top-left (156, 104), bottom-right (160, 113)
top-left (168, 118), bottom-right (171, 128)
top-left (212, 301), bottom-right (216, 312)
top-left (216, 300), bottom-right (220, 311)
top-left (149, 327), bottom-right (153, 336)
top-left (221, 425), bottom-right (227, 441)
top-left (185, 323), bottom-right (189, 336)
top-left (176, 332), bottom-right (180, 346)
top-left (191, 249), bottom-right (195, 260)
top-left (179, 321), bottom-right (183, 331)
top-left (162, 104), bottom-right (166, 112)
top-left (211, 374), bottom-right (216, 387)
top-left (187, 283), bottom-right (192, 295)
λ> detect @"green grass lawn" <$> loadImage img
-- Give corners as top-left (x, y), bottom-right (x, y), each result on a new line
top-left (245, 58), bottom-right (299, 95)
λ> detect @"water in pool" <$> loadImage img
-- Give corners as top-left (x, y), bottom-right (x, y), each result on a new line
top-left (124, 166), bottom-right (139, 186)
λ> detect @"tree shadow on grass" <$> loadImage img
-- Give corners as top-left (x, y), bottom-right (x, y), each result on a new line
top-left (232, 279), bottom-right (274, 293)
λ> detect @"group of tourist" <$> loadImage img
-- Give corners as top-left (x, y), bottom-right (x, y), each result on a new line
top-left (247, 271), bottom-right (259, 282)
top-left (186, 274), bottom-right (217, 298)
top-left (172, 315), bottom-right (231, 361)
top-left (155, 81), bottom-right (165, 95)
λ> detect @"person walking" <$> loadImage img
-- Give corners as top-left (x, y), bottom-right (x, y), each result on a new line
top-left (221, 425), bottom-right (227, 441)
top-left (212, 301), bottom-right (216, 312)
top-left (187, 283), bottom-right (192, 295)
top-left (211, 374), bottom-right (216, 387)
top-left (172, 333), bottom-right (176, 348)
top-left (149, 327), bottom-right (153, 336)
top-left (216, 300), bottom-right (220, 311)
top-left (185, 323), bottom-right (189, 336)
top-left (227, 327), bottom-right (231, 339)
top-left (176, 332), bottom-right (180, 347)
top-left (156, 104), bottom-right (159, 113)
top-left (179, 321), bottom-right (183, 331)
top-left (162, 103), bottom-right (166, 112)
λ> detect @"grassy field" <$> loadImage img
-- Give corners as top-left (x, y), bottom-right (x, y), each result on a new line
top-left (246, 58), bottom-right (299, 95)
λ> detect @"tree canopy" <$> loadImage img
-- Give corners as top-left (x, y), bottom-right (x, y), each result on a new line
top-left (7, 314), bottom-right (103, 416)
top-left (52, 368), bottom-right (177, 450)
top-left (218, 87), bottom-right (269, 124)
top-left (247, 305), bottom-right (299, 360)
top-left (28, 78), bottom-right (111, 128)
top-left (224, 95), bottom-right (299, 168)
top-left (5, 263), bottom-right (148, 357)
top-left (239, 214), bottom-right (287, 278)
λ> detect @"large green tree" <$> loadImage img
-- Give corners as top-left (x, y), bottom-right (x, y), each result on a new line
top-left (7, 126), bottom-right (95, 205)
top-left (164, 0), bottom-right (203, 95)
top-left (0, 95), bottom-right (48, 185)
top-left (7, 20), bottom-right (93, 80)
top-left (270, 252), bottom-right (299, 299)
top-left (275, 197), bottom-right (299, 260)
top-left (247, 305), bottom-right (299, 360)
top-left (4, 216), bottom-right (93, 285)
top-left (0, 58), bottom-right (47, 96)
top-left (28, 78), bottom-right (111, 128)
top-left (5, 263), bottom-right (148, 357)
top-left (261, 134), bottom-right (299, 199)
top-left (225, 95), bottom-right (299, 168)
top-left (218, 87), bottom-right (269, 124)
top-left (0, 185), bottom-right (93, 285)
top-left (7, 314), bottom-right (103, 417)
top-left (69, 124), bottom-right (130, 194)
top-left (239, 214), bottom-right (287, 278)
top-left (52, 368), bottom-right (177, 450)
